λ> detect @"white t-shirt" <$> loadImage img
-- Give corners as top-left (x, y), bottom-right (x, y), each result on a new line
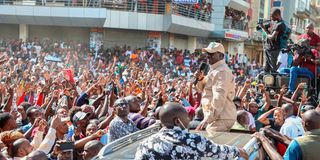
top-left (34, 45), bottom-right (42, 55)
top-left (277, 51), bottom-right (288, 72)
top-left (245, 111), bottom-right (256, 129)
top-left (280, 116), bottom-right (305, 139)
top-left (125, 50), bottom-right (132, 56)
top-left (238, 55), bottom-right (243, 64)
top-left (243, 56), bottom-right (248, 64)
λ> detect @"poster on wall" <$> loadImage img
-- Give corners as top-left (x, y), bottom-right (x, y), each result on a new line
top-left (169, 33), bottom-right (175, 49)
top-left (89, 28), bottom-right (103, 59)
top-left (147, 32), bottom-right (161, 53)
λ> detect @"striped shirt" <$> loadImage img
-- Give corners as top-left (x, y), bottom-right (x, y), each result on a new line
top-left (128, 113), bottom-right (156, 130)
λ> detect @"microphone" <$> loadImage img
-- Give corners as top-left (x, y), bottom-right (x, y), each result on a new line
top-left (193, 62), bottom-right (208, 85)
top-left (199, 62), bottom-right (208, 72)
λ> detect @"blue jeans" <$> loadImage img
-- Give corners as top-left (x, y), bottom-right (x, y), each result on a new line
top-left (280, 67), bottom-right (314, 92)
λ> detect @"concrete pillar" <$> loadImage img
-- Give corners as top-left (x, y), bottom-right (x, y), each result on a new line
top-left (19, 24), bottom-right (28, 41)
top-left (187, 36), bottom-right (197, 52)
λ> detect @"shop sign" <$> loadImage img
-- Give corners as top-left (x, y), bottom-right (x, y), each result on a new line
top-left (225, 33), bottom-right (241, 40)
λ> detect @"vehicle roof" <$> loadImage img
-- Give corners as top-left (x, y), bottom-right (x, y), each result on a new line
top-left (97, 126), bottom-right (252, 160)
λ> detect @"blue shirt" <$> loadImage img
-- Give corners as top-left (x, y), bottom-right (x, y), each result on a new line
top-left (22, 123), bottom-right (32, 133)
top-left (283, 140), bottom-right (302, 160)
top-left (76, 92), bottom-right (89, 106)
top-left (184, 58), bottom-right (191, 67)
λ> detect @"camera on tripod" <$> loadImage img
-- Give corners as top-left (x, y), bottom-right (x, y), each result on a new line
top-left (256, 19), bottom-right (271, 31)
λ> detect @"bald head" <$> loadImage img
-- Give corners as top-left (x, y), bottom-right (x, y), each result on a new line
top-left (83, 140), bottom-right (104, 160)
top-left (195, 107), bottom-right (204, 120)
top-left (159, 102), bottom-right (188, 128)
top-left (282, 103), bottom-right (294, 119)
top-left (125, 95), bottom-right (137, 102)
top-left (124, 95), bottom-right (140, 113)
top-left (237, 110), bottom-right (249, 127)
top-left (12, 138), bottom-right (31, 157)
top-left (307, 23), bottom-right (314, 29)
top-left (303, 110), bottom-right (320, 131)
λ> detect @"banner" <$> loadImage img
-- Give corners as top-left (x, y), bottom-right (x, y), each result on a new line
top-left (89, 30), bottom-right (103, 60)
top-left (173, 0), bottom-right (197, 4)
top-left (148, 32), bottom-right (162, 53)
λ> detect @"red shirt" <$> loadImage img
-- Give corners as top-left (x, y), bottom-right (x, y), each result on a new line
top-left (175, 55), bottom-right (184, 65)
top-left (294, 49), bottom-right (319, 74)
top-left (298, 33), bottom-right (320, 46)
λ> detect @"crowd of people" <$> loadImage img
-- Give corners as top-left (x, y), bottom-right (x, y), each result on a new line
top-left (0, 31), bottom-right (319, 160)
top-left (0, 38), bottom-right (246, 159)
top-left (172, 0), bottom-right (213, 22)
top-left (224, 7), bottom-right (249, 31)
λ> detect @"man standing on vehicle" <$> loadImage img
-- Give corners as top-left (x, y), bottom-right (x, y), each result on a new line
top-left (195, 42), bottom-right (236, 134)
top-left (260, 8), bottom-right (287, 73)
top-left (298, 23), bottom-right (320, 47)
top-left (284, 41), bottom-right (319, 96)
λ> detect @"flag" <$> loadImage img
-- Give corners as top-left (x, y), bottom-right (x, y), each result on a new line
top-left (17, 92), bottom-right (26, 106)
top-left (63, 69), bottom-right (75, 83)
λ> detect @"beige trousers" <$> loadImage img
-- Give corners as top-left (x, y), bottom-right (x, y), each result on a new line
top-left (206, 119), bottom-right (235, 135)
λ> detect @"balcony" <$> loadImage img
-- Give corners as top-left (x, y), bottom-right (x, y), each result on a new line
top-left (0, 0), bottom-right (214, 36)
top-left (0, 5), bottom-right (106, 27)
top-left (295, 1), bottom-right (311, 18)
top-left (224, 18), bottom-right (248, 31)
top-left (0, 0), bottom-right (212, 23)
top-left (228, 0), bottom-right (249, 12)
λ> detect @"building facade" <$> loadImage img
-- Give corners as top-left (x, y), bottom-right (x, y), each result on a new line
top-left (280, 0), bottom-right (320, 42)
top-left (0, 1), bottom-right (214, 53)
top-left (211, 0), bottom-right (250, 56)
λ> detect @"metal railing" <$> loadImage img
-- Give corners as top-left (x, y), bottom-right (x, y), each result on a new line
top-left (297, 0), bottom-right (311, 14)
top-left (224, 18), bottom-right (248, 31)
top-left (171, 2), bottom-right (212, 22)
top-left (0, 0), bottom-right (212, 22)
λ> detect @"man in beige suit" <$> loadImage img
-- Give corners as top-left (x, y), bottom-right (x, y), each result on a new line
top-left (195, 42), bottom-right (236, 134)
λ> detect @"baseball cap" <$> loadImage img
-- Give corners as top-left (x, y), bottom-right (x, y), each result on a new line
top-left (72, 112), bottom-right (89, 125)
top-left (202, 42), bottom-right (225, 54)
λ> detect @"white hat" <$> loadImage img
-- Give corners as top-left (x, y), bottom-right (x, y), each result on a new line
top-left (202, 42), bottom-right (225, 54)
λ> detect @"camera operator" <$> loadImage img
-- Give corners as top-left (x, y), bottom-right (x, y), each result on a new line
top-left (298, 23), bottom-right (320, 47)
top-left (284, 42), bottom-right (320, 96)
top-left (259, 9), bottom-right (287, 73)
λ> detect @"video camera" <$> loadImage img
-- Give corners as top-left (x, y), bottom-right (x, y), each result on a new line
top-left (256, 19), bottom-right (271, 31)
top-left (281, 39), bottom-right (313, 57)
